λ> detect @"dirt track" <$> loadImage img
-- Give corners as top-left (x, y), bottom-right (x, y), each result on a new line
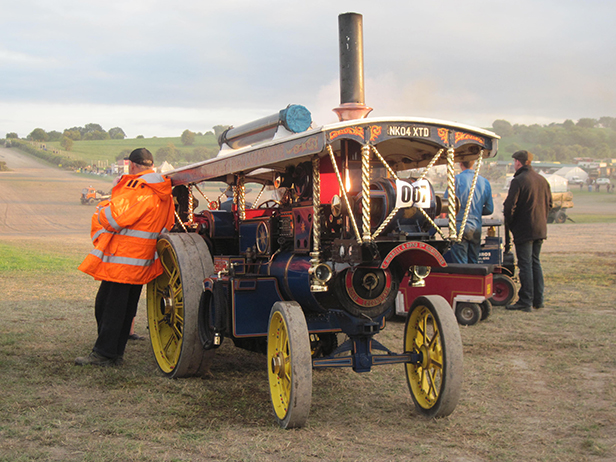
top-left (1, 145), bottom-right (614, 252)
top-left (0, 146), bottom-right (112, 240)
top-left (2, 146), bottom-right (616, 461)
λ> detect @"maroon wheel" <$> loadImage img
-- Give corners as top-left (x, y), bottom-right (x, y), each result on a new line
top-left (490, 274), bottom-right (516, 306)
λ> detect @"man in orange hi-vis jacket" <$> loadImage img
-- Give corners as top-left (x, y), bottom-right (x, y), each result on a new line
top-left (75, 148), bottom-right (175, 367)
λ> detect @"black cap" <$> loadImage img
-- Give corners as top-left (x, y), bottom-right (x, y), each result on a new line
top-left (128, 148), bottom-right (154, 167)
top-left (512, 150), bottom-right (533, 165)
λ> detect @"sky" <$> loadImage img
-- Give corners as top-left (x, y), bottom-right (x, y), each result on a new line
top-left (0, 0), bottom-right (614, 139)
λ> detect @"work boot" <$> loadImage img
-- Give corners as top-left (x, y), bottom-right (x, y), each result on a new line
top-left (506, 303), bottom-right (532, 313)
top-left (74, 351), bottom-right (116, 367)
top-left (128, 333), bottom-right (146, 341)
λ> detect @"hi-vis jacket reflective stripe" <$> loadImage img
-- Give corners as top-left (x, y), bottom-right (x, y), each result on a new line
top-left (78, 169), bottom-right (175, 285)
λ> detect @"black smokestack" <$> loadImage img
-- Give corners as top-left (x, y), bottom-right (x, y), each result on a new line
top-left (333, 12), bottom-right (372, 121)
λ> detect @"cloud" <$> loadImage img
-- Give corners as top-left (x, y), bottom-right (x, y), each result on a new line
top-left (0, 0), bottom-right (614, 137)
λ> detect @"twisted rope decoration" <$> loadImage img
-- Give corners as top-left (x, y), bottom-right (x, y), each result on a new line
top-left (369, 145), bottom-right (401, 240)
top-left (174, 210), bottom-right (188, 232)
top-left (446, 147), bottom-right (457, 240)
top-left (456, 149), bottom-right (485, 243)
top-left (370, 145), bottom-right (399, 181)
top-left (236, 174), bottom-right (246, 221)
top-left (251, 183), bottom-right (267, 209)
top-left (361, 144), bottom-right (372, 242)
top-left (418, 208), bottom-right (446, 239)
top-left (311, 156), bottom-right (321, 257)
top-left (326, 145), bottom-right (362, 245)
top-left (192, 183), bottom-right (210, 203)
top-left (188, 185), bottom-right (194, 225)
top-left (418, 148), bottom-right (445, 181)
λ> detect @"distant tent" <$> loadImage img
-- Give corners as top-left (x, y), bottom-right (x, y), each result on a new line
top-left (540, 173), bottom-right (568, 193)
top-left (553, 166), bottom-right (588, 183)
top-left (158, 161), bottom-right (174, 173)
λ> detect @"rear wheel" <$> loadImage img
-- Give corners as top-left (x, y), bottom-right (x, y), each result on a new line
top-left (404, 295), bottom-right (463, 418)
top-left (455, 302), bottom-right (481, 326)
top-left (147, 233), bottom-right (213, 378)
top-left (555, 211), bottom-right (567, 224)
top-left (490, 274), bottom-right (516, 306)
top-left (267, 301), bottom-right (312, 429)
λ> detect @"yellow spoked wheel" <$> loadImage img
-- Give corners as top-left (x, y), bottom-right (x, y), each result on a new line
top-left (147, 233), bottom-right (213, 378)
top-left (267, 301), bottom-right (312, 429)
top-left (404, 295), bottom-right (463, 418)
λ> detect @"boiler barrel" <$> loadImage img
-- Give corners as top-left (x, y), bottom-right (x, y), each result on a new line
top-left (218, 104), bottom-right (312, 149)
top-left (263, 253), bottom-right (324, 313)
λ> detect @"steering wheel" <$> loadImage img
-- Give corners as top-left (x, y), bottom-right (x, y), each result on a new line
top-left (257, 199), bottom-right (281, 209)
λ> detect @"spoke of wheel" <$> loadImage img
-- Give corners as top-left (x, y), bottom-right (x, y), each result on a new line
top-left (172, 321), bottom-right (183, 340)
top-left (163, 333), bottom-right (176, 354)
top-left (160, 254), bottom-right (176, 277)
top-left (427, 369), bottom-right (437, 398)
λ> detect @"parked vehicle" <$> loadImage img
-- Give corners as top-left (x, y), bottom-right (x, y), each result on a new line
top-left (548, 191), bottom-right (574, 223)
top-left (596, 178), bottom-right (611, 185)
top-left (80, 187), bottom-right (110, 205)
top-left (568, 176), bottom-right (584, 185)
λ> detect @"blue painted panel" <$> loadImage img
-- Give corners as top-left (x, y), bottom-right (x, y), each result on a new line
top-left (239, 221), bottom-right (259, 254)
top-left (233, 278), bottom-right (283, 337)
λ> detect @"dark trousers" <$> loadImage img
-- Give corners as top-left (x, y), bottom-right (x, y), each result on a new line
top-left (449, 227), bottom-right (482, 264)
top-left (93, 280), bottom-right (142, 359)
top-left (449, 240), bottom-right (481, 264)
top-left (514, 239), bottom-right (544, 307)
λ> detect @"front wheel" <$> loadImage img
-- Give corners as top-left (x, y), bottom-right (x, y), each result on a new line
top-left (147, 233), bottom-right (213, 378)
top-left (455, 302), bottom-right (481, 326)
top-left (267, 301), bottom-right (312, 429)
top-left (404, 295), bottom-right (463, 418)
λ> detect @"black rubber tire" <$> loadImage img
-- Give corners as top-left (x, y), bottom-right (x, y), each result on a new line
top-left (146, 233), bottom-right (214, 378)
top-left (555, 211), bottom-right (567, 224)
top-left (404, 295), bottom-right (463, 418)
top-left (480, 299), bottom-right (493, 321)
top-left (455, 302), bottom-right (481, 326)
top-left (267, 301), bottom-right (312, 429)
top-left (490, 274), bottom-right (516, 306)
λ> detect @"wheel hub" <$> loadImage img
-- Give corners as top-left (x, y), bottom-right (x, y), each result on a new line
top-left (420, 344), bottom-right (431, 369)
top-left (271, 352), bottom-right (285, 378)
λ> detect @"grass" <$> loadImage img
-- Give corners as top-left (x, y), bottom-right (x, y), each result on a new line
top-left (564, 189), bottom-right (616, 223)
top-left (0, 242), bottom-right (81, 273)
top-left (45, 134), bottom-right (219, 166)
top-left (0, 233), bottom-right (615, 461)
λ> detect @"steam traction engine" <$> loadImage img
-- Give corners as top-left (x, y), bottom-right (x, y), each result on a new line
top-left (146, 13), bottom-right (499, 428)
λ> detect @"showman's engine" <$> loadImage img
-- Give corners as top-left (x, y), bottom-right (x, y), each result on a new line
top-left (146, 12), bottom-right (499, 429)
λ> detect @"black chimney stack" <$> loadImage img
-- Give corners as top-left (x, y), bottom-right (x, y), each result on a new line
top-left (333, 12), bottom-right (373, 121)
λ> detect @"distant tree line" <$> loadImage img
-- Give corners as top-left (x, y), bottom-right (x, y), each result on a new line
top-left (24, 123), bottom-right (126, 144)
top-left (492, 117), bottom-right (616, 162)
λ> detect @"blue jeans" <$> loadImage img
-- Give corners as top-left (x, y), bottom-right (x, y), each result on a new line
top-left (449, 240), bottom-right (481, 264)
top-left (514, 240), bottom-right (544, 307)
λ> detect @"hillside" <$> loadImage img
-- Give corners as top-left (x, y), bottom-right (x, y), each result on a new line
top-left (491, 117), bottom-right (616, 163)
top-left (6, 116), bottom-right (616, 170)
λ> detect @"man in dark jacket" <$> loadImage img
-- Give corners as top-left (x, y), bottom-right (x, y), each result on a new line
top-left (503, 150), bottom-right (552, 312)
